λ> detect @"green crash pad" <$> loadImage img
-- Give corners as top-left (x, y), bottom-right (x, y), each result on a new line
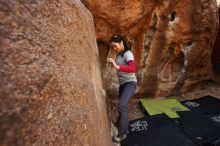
top-left (140, 98), bottom-right (190, 118)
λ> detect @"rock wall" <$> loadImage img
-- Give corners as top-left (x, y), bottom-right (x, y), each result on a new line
top-left (0, 0), bottom-right (112, 146)
top-left (83, 0), bottom-right (219, 97)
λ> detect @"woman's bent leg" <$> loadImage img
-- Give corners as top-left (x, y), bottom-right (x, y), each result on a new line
top-left (118, 82), bottom-right (136, 136)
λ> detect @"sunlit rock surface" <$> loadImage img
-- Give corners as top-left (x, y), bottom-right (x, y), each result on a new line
top-left (83, 0), bottom-right (219, 97)
top-left (0, 0), bottom-right (112, 145)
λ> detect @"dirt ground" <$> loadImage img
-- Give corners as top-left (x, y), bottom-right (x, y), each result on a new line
top-left (109, 81), bottom-right (220, 123)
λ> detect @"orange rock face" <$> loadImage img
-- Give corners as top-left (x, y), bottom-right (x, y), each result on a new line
top-left (0, 0), bottom-right (111, 145)
top-left (83, 0), bottom-right (219, 97)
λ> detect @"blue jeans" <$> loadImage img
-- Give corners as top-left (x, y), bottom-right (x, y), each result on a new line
top-left (117, 81), bottom-right (137, 135)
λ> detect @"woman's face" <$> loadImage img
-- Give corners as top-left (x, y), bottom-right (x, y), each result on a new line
top-left (110, 41), bottom-right (124, 53)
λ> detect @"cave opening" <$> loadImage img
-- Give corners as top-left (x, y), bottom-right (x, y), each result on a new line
top-left (186, 40), bottom-right (193, 47)
top-left (212, 40), bottom-right (220, 83)
top-left (212, 8), bottom-right (220, 84)
top-left (169, 11), bottom-right (176, 22)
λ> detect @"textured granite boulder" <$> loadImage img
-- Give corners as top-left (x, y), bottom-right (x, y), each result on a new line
top-left (0, 0), bottom-right (112, 145)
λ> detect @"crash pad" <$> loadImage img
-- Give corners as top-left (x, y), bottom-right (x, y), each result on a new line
top-left (181, 95), bottom-right (220, 115)
top-left (177, 111), bottom-right (220, 145)
top-left (121, 114), bottom-right (197, 146)
top-left (140, 98), bottom-right (190, 118)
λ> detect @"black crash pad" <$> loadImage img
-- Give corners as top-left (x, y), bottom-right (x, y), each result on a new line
top-left (121, 114), bottom-right (197, 146)
top-left (181, 95), bottom-right (220, 115)
top-left (205, 113), bottom-right (220, 146)
top-left (177, 111), bottom-right (220, 145)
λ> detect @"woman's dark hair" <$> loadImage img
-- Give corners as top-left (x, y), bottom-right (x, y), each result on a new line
top-left (110, 35), bottom-right (130, 57)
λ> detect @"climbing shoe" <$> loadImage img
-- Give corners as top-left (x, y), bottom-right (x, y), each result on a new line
top-left (112, 134), bottom-right (127, 143)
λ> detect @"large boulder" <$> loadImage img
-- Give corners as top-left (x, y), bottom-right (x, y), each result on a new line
top-left (83, 0), bottom-right (219, 97)
top-left (0, 0), bottom-right (112, 145)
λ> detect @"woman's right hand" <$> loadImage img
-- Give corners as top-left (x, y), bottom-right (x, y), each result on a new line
top-left (107, 58), bottom-right (119, 69)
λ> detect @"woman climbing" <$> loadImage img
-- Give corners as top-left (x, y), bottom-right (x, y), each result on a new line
top-left (108, 35), bottom-right (137, 143)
